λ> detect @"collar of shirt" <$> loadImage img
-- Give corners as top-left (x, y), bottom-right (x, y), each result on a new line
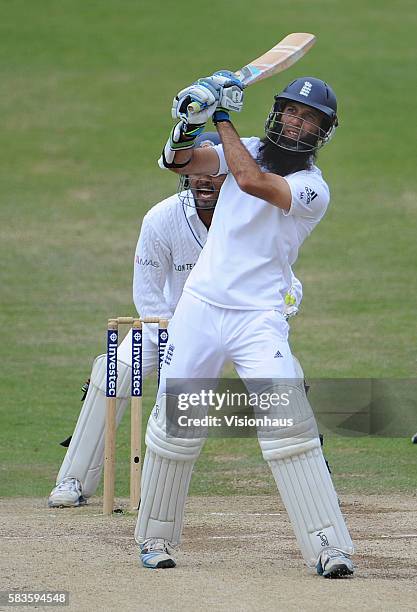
top-left (182, 193), bottom-right (208, 246)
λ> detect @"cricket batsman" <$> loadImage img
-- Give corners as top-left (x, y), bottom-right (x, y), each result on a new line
top-left (135, 73), bottom-right (355, 578)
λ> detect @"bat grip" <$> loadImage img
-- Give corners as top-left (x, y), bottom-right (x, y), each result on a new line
top-left (187, 100), bottom-right (201, 114)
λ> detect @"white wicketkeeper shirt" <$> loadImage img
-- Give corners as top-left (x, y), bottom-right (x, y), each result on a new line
top-left (133, 194), bottom-right (208, 320)
top-left (184, 137), bottom-right (329, 311)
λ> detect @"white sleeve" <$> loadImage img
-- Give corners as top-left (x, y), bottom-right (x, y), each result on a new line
top-left (211, 143), bottom-right (228, 176)
top-left (133, 216), bottom-right (173, 320)
top-left (290, 271), bottom-right (303, 307)
top-left (283, 269), bottom-right (303, 319)
top-left (283, 172), bottom-right (330, 221)
top-left (211, 137), bottom-right (260, 176)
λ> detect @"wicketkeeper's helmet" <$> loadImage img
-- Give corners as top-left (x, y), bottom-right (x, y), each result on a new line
top-left (194, 132), bottom-right (221, 148)
top-left (265, 77), bottom-right (338, 152)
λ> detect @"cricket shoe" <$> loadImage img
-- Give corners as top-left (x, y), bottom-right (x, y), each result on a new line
top-left (140, 538), bottom-right (176, 569)
top-left (48, 477), bottom-right (87, 508)
top-left (411, 432), bottom-right (417, 444)
top-left (316, 548), bottom-right (354, 579)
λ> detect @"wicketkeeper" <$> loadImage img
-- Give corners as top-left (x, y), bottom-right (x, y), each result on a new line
top-left (48, 133), bottom-right (303, 508)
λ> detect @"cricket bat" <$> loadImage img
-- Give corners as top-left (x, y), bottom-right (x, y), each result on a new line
top-left (188, 32), bottom-right (316, 113)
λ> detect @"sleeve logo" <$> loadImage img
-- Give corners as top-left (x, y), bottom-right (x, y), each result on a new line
top-left (135, 255), bottom-right (159, 267)
top-left (299, 186), bottom-right (318, 205)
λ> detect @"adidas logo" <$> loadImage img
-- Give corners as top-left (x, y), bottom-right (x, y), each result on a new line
top-left (274, 350), bottom-right (283, 358)
top-left (299, 81), bottom-right (312, 97)
top-left (304, 186), bottom-right (318, 205)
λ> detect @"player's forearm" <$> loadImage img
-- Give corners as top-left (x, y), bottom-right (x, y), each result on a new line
top-left (170, 148), bottom-right (194, 174)
top-left (159, 127), bottom-right (220, 175)
top-left (217, 122), bottom-right (291, 210)
top-left (216, 122), bottom-right (262, 187)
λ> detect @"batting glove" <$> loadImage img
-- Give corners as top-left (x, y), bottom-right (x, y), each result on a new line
top-left (159, 119), bottom-right (200, 169)
top-left (210, 70), bottom-right (244, 124)
top-left (172, 81), bottom-right (220, 124)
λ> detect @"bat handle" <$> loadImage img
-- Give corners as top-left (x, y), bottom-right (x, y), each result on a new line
top-left (187, 100), bottom-right (201, 114)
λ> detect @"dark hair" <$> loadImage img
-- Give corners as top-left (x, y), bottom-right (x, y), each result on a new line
top-left (257, 137), bottom-right (316, 176)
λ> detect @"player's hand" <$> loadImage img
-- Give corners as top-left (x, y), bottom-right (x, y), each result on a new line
top-left (211, 70), bottom-right (243, 89)
top-left (212, 70), bottom-right (244, 113)
top-left (283, 292), bottom-right (299, 321)
top-left (219, 85), bottom-right (244, 113)
top-left (189, 72), bottom-right (244, 114)
top-left (284, 304), bottom-right (299, 321)
top-left (202, 70), bottom-right (244, 124)
top-left (172, 81), bottom-right (220, 124)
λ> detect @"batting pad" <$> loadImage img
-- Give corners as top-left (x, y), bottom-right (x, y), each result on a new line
top-left (267, 445), bottom-right (354, 566)
top-left (135, 394), bottom-right (205, 545)
top-left (134, 448), bottom-right (195, 545)
top-left (57, 354), bottom-right (131, 497)
top-left (257, 383), bottom-right (353, 566)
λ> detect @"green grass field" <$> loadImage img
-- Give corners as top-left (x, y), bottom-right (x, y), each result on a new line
top-left (1, 0), bottom-right (416, 500)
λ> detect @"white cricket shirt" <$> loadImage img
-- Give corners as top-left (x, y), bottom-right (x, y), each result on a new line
top-left (133, 194), bottom-right (208, 319)
top-left (184, 137), bottom-right (329, 311)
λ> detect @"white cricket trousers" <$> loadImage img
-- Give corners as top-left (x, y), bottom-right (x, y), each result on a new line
top-left (157, 291), bottom-right (296, 396)
top-left (137, 294), bottom-right (354, 566)
top-left (135, 292), bottom-right (300, 545)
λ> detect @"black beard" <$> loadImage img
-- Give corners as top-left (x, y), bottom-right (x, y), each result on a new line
top-left (257, 137), bottom-right (316, 176)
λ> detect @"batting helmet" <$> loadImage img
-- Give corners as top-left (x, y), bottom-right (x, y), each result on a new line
top-left (265, 77), bottom-right (338, 152)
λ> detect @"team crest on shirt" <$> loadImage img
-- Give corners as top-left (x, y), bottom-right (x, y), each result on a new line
top-left (299, 187), bottom-right (318, 206)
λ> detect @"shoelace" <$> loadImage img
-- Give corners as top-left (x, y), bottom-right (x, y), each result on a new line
top-left (57, 478), bottom-right (79, 493)
top-left (143, 538), bottom-right (171, 553)
top-left (323, 548), bottom-right (347, 563)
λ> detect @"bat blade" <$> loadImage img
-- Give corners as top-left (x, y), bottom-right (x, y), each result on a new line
top-left (186, 32), bottom-right (316, 114)
top-left (235, 33), bottom-right (316, 87)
